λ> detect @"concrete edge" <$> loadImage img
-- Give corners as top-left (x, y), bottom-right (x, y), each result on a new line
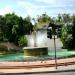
top-left (0, 69), bottom-right (75, 75)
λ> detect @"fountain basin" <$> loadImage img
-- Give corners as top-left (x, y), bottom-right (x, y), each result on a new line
top-left (23, 47), bottom-right (48, 56)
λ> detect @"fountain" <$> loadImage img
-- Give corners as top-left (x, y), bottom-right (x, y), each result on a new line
top-left (23, 30), bottom-right (48, 57)
top-left (23, 46), bottom-right (48, 56)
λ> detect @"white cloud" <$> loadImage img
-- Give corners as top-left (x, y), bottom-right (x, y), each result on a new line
top-left (17, 0), bottom-right (75, 17)
top-left (0, 0), bottom-right (74, 18)
top-left (35, 0), bottom-right (58, 4)
top-left (35, 0), bottom-right (75, 5)
top-left (0, 6), bottom-right (13, 15)
top-left (17, 0), bottom-right (74, 10)
top-left (18, 0), bottom-right (38, 9)
top-left (17, 1), bottom-right (39, 17)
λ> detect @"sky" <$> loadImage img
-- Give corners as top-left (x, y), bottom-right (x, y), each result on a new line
top-left (0, 0), bottom-right (75, 18)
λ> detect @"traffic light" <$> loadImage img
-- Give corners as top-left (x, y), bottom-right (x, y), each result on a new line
top-left (47, 27), bottom-right (52, 39)
top-left (57, 27), bottom-right (61, 38)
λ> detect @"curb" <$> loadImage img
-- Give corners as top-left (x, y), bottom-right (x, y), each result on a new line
top-left (0, 69), bottom-right (75, 75)
top-left (19, 69), bottom-right (75, 74)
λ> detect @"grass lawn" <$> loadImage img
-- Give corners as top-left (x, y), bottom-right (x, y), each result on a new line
top-left (0, 50), bottom-right (75, 61)
top-left (48, 50), bottom-right (75, 58)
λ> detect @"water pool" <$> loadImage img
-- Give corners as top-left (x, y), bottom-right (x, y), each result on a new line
top-left (0, 51), bottom-right (75, 61)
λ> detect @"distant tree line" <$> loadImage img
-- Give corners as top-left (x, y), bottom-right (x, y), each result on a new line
top-left (0, 12), bottom-right (75, 50)
top-left (55, 14), bottom-right (75, 50)
top-left (0, 13), bottom-right (33, 46)
top-left (36, 13), bottom-right (75, 50)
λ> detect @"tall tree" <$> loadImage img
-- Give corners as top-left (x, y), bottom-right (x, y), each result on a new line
top-left (4, 13), bottom-right (19, 43)
top-left (0, 15), bottom-right (6, 41)
top-left (72, 15), bottom-right (75, 49)
top-left (36, 13), bottom-right (51, 29)
top-left (24, 17), bottom-right (33, 34)
top-left (2, 13), bottom-right (33, 45)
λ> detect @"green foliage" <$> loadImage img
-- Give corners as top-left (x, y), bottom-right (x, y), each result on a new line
top-left (23, 18), bottom-right (33, 34)
top-left (36, 13), bottom-right (51, 29)
top-left (61, 24), bottom-right (73, 49)
top-left (39, 13), bottom-right (51, 23)
top-left (18, 36), bottom-right (28, 47)
top-left (60, 15), bottom-right (75, 49)
top-left (72, 15), bottom-right (75, 49)
top-left (56, 14), bottom-right (72, 23)
top-left (61, 34), bottom-right (73, 49)
top-left (0, 15), bottom-right (6, 41)
top-left (56, 14), bottom-right (74, 49)
top-left (25, 16), bottom-right (31, 22)
top-left (65, 36), bottom-right (73, 49)
top-left (61, 25), bottom-right (68, 48)
top-left (0, 12), bottom-right (75, 50)
top-left (0, 13), bottom-right (33, 46)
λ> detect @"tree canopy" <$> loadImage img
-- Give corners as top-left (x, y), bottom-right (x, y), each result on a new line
top-left (0, 12), bottom-right (75, 50)
top-left (36, 13), bottom-right (52, 29)
top-left (0, 13), bottom-right (33, 46)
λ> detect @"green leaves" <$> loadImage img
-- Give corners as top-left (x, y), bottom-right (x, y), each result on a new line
top-left (12, 25), bottom-right (19, 34)
top-left (18, 36), bottom-right (28, 47)
top-left (36, 13), bottom-right (51, 29)
top-left (0, 13), bottom-right (33, 46)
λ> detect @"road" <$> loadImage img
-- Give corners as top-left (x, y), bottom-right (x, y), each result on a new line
top-left (0, 71), bottom-right (75, 75)
top-left (26, 71), bottom-right (75, 75)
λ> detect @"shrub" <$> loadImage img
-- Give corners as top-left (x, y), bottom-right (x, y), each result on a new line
top-left (61, 24), bottom-right (73, 49)
top-left (61, 35), bottom-right (73, 49)
top-left (18, 35), bottom-right (28, 47)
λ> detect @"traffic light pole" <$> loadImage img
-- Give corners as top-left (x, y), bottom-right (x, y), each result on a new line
top-left (47, 24), bottom-right (57, 69)
top-left (54, 35), bottom-right (57, 69)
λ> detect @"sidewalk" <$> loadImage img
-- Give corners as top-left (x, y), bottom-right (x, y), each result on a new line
top-left (0, 64), bottom-right (75, 74)
top-left (0, 57), bottom-right (75, 74)
top-left (0, 57), bottom-right (75, 68)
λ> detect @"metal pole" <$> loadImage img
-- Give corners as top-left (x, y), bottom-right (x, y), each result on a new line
top-left (54, 35), bottom-right (57, 69)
